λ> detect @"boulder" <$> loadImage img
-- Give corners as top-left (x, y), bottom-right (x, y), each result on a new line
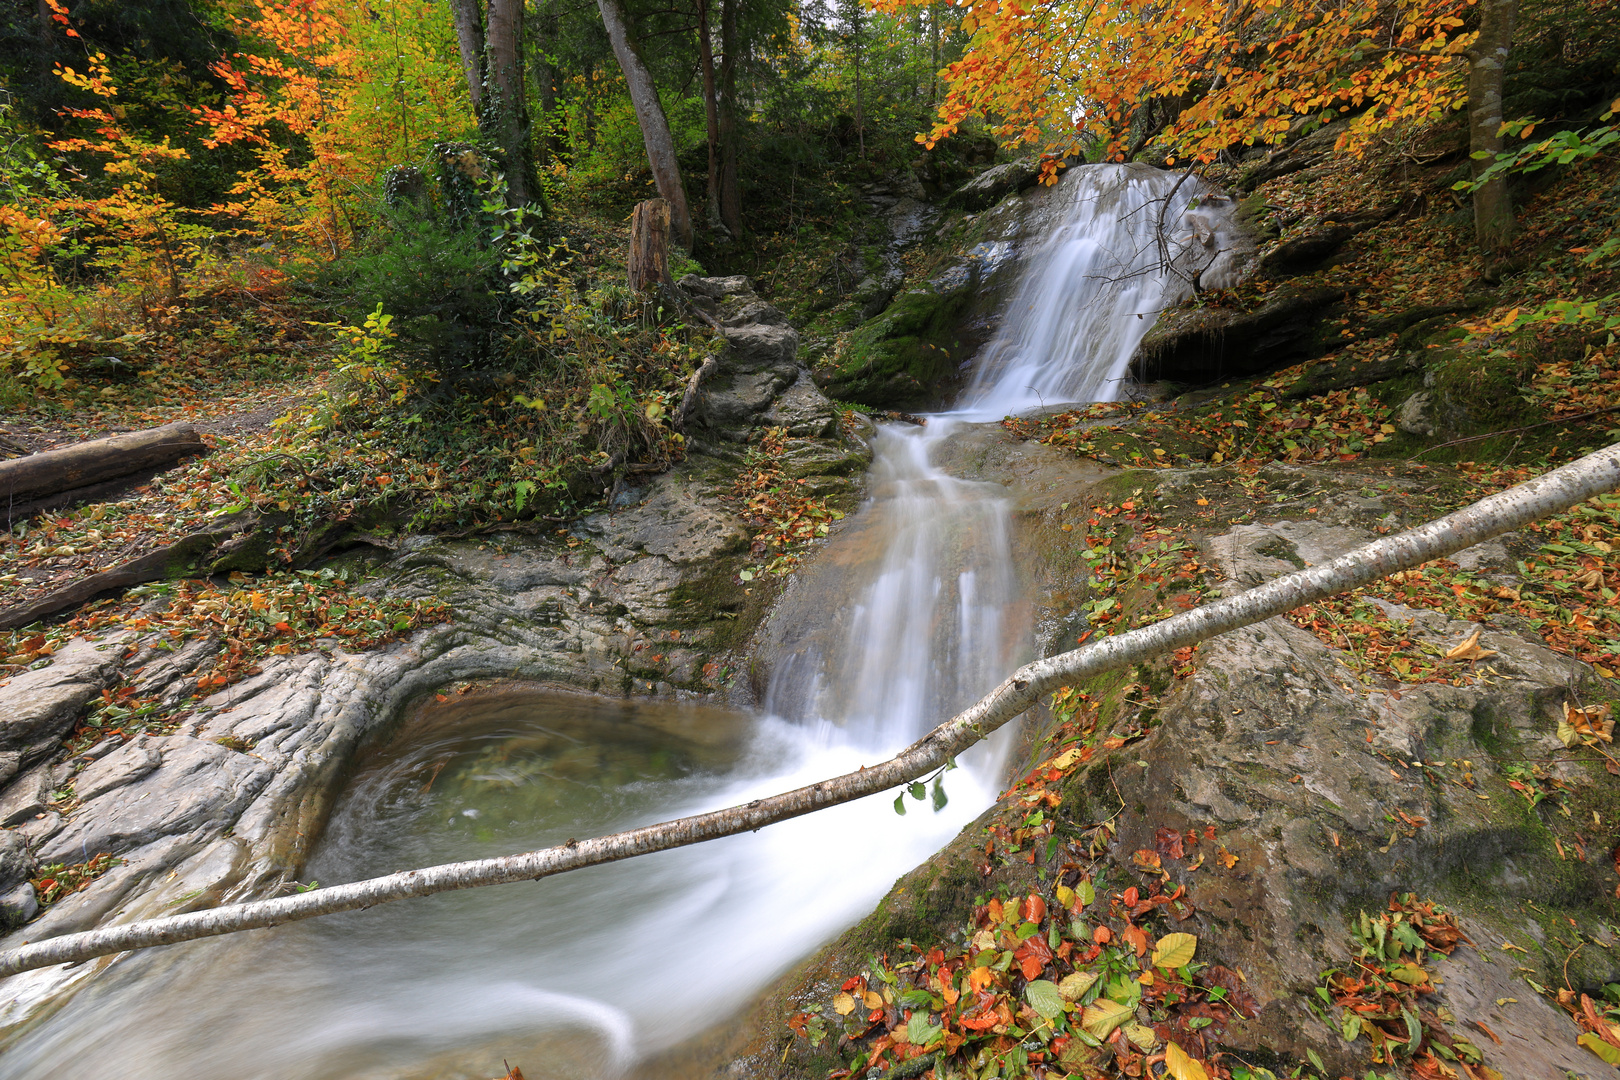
top-left (677, 275), bottom-right (840, 445)
top-left (946, 159), bottom-right (1040, 211)
top-left (814, 279), bottom-right (978, 409)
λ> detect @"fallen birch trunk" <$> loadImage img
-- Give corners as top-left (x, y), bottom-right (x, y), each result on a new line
top-left (2, 442), bottom-right (1617, 979)
top-left (0, 423), bottom-right (205, 505)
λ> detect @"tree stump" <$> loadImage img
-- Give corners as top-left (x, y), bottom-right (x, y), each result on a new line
top-left (628, 198), bottom-right (674, 293)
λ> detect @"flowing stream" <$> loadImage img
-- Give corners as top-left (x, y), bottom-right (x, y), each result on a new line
top-left (0, 165), bottom-right (1195, 1078)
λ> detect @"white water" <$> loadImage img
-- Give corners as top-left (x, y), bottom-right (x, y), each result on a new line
top-left (954, 164), bottom-right (1203, 420)
top-left (0, 164), bottom-right (1192, 1079)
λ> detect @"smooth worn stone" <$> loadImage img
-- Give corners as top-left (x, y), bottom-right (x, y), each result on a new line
top-left (0, 881), bottom-right (37, 931)
top-left (72, 738), bottom-right (164, 803)
top-left (0, 636), bottom-right (127, 755)
top-left (575, 475), bottom-right (750, 566)
top-left (0, 764), bottom-right (54, 828)
top-left (40, 736), bottom-right (273, 865)
top-left (0, 829), bottom-right (31, 892)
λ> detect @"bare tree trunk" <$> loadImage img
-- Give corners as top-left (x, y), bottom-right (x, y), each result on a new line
top-left (485, 0), bottom-right (533, 206)
top-left (1467, 0), bottom-right (1516, 254)
top-left (3, 442), bottom-right (1617, 979)
top-left (628, 198), bottom-right (673, 291)
top-left (929, 4), bottom-right (940, 108)
top-left (596, 0), bottom-right (694, 249)
top-left (450, 0), bottom-right (486, 118)
top-left (717, 0), bottom-right (743, 238)
top-left (696, 0), bottom-right (726, 236)
top-left (852, 4), bottom-right (865, 157)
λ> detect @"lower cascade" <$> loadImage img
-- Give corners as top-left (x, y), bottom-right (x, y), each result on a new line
top-left (2, 165), bottom-right (1213, 1078)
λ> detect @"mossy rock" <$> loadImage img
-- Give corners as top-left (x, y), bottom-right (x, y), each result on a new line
top-left (1429, 345), bottom-right (1537, 439)
top-left (813, 286), bottom-right (973, 410)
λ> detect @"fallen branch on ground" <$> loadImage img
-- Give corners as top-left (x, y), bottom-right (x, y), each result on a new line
top-left (0, 423), bottom-right (205, 504)
top-left (1, 442), bottom-right (1617, 979)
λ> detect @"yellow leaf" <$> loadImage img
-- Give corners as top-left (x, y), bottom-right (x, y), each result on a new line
top-left (1081, 998), bottom-right (1133, 1038)
top-left (1125, 1022), bottom-right (1158, 1050)
top-left (1443, 629), bottom-right (1497, 662)
top-left (1059, 970), bottom-right (1099, 1001)
top-left (1389, 963), bottom-right (1429, 986)
top-left (1152, 932), bottom-right (1198, 970)
top-left (1050, 747), bottom-right (1082, 769)
top-left (1164, 1040), bottom-right (1211, 1080)
top-left (1055, 884), bottom-right (1076, 908)
top-left (863, 990), bottom-right (883, 1009)
top-left (1579, 1032), bottom-right (1620, 1065)
top-left (833, 992), bottom-right (855, 1015)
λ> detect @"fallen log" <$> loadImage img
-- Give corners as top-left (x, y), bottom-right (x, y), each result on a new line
top-left (0, 441), bottom-right (1615, 978)
top-left (0, 514), bottom-right (254, 631)
top-left (0, 423), bottom-right (206, 506)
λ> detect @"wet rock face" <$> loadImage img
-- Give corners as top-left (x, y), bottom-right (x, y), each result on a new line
top-left (1130, 284), bottom-right (1348, 385)
top-left (946, 159), bottom-right (1041, 212)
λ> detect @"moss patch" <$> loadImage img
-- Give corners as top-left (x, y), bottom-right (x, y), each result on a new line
top-left (814, 286), bottom-right (972, 409)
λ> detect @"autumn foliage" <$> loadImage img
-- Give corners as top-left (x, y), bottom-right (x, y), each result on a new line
top-left (878, 0), bottom-right (1478, 167)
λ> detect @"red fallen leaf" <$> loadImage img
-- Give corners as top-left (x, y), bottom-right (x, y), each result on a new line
top-left (274, 621), bottom-right (291, 632)
top-left (959, 1013), bottom-right (1000, 1031)
top-left (841, 976), bottom-right (863, 992)
top-left (1202, 965), bottom-right (1260, 1019)
top-left (1022, 893), bottom-right (1046, 922)
top-left (1121, 923), bottom-right (1148, 957)
top-left (1015, 934), bottom-right (1053, 979)
top-left (1093, 925), bottom-right (1113, 945)
top-left (1123, 886), bottom-right (1139, 907)
top-left (1133, 849), bottom-right (1163, 871)
top-left (1154, 827), bottom-right (1186, 858)
top-left (502, 1067), bottom-right (525, 1080)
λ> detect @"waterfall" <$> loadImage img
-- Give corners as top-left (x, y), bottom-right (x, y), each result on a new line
top-left (954, 164), bottom-right (1206, 420)
top-left (0, 164), bottom-right (1199, 1080)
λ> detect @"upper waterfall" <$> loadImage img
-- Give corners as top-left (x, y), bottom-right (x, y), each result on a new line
top-left (953, 163), bottom-right (1239, 420)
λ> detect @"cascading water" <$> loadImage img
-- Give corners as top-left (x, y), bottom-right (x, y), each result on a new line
top-left (0, 165), bottom-right (1198, 1079)
top-left (955, 164), bottom-right (1205, 420)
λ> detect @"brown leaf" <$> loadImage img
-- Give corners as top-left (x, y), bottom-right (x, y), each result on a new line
top-left (1155, 826), bottom-right (1186, 859)
top-left (1444, 630), bottom-right (1497, 662)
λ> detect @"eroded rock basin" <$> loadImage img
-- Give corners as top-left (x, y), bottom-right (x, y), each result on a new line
top-left (1, 665), bottom-right (1008, 1079)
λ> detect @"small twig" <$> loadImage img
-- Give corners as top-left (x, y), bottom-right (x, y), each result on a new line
top-left (1411, 405), bottom-right (1620, 458)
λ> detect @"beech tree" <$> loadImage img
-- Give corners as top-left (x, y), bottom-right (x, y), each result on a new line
top-left (888, 0), bottom-right (1496, 199)
top-left (449, 0), bottom-right (535, 206)
top-left (1466, 0), bottom-right (1517, 254)
top-left (596, 0), bottom-right (694, 249)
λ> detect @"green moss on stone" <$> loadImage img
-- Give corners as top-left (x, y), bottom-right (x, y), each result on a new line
top-left (817, 287), bottom-right (972, 409)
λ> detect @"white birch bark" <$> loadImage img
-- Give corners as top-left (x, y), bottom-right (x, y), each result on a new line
top-left (2, 442), bottom-right (1616, 979)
